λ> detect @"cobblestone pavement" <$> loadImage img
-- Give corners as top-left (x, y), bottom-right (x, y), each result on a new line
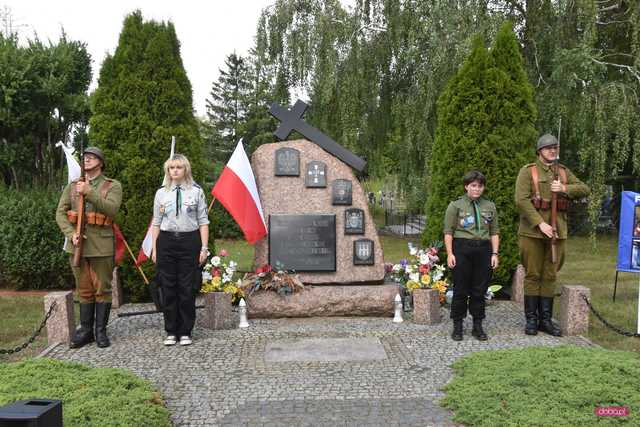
top-left (46, 301), bottom-right (592, 426)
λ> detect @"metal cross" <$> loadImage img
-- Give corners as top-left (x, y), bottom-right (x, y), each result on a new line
top-left (269, 100), bottom-right (367, 172)
top-left (308, 164), bottom-right (325, 184)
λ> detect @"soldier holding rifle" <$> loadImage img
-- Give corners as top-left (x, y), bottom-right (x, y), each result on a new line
top-left (56, 146), bottom-right (122, 348)
top-left (515, 133), bottom-right (589, 336)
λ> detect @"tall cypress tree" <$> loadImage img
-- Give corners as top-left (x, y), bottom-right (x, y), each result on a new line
top-left (423, 23), bottom-right (536, 284)
top-left (90, 11), bottom-right (203, 300)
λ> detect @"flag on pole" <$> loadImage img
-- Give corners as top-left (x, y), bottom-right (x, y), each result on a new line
top-left (136, 136), bottom-right (176, 265)
top-left (113, 223), bottom-right (126, 265)
top-left (211, 139), bottom-right (267, 244)
top-left (136, 220), bottom-right (154, 266)
top-left (56, 141), bottom-right (81, 183)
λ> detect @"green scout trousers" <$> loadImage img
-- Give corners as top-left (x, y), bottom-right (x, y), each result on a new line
top-left (518, 235), bottom-right (566, 298)
top-left (69, 256), bottom-right (114, 303)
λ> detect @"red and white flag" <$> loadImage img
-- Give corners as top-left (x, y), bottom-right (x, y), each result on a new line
top-left (212, 139), bottom-right (267, 244)
top-left (136, 221), bottom-right (154, 266)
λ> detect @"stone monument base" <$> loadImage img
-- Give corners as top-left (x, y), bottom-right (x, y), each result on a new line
top-left (245, 284), bottom-right (399, 318)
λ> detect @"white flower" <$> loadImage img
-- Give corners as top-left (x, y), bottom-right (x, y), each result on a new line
top-left (432, 270), bottom-right (443, 281)
top-left (202, 271), bottom-right (212, 283)
top-left (419, 253), bottom-right (429, 265)
top-left (211, 256), bottom-right (221, 267)
top-left (222, 273), bottom-right (232, 283)
top-left (409, 272), bottom-right (420, 282)
top-left (408, 244), bottom-right (418, 256)
top-left (405, 264), bottom-right (414, 273)
top-left (392, 264), bottom-right (402, 273)
top-left (228, 261), bottom-right (237, 271)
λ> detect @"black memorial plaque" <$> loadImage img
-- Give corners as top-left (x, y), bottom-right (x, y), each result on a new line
top-left (305, 161), bottom-right (327, 188)
top-left (275, 147), bottom-right (300, 176)
top-left (353, 239), bottom-right (374, 265)
top-left (332, 179), bottom-right (352, 205)
top-left (344, 208), bottom-right (365, 235)
top-left (269, 214), bottom-right (336, 271)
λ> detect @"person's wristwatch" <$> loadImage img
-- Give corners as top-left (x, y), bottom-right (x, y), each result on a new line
top-left (200, 246), bottom-right (208, 253)
top-left (491, 252), bottom-right (499, 256)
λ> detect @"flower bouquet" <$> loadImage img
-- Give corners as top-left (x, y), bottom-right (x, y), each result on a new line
top-left (386, 242), bottom-right (451, 304)
top-left (240, 262), bottom-right (304, 297)
top-left (201, 249), bottom-right (244, 304)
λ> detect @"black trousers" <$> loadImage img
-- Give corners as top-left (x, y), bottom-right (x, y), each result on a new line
top-left (156, 230), bottom-right (200, 336)
top-left (450, 238), bottom-right (492, 321)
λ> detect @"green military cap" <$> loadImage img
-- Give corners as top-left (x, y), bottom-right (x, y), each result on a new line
top-left (84, 147), bottom-right (105, 165)
top-left (536, 134), bottom-right (558, 151)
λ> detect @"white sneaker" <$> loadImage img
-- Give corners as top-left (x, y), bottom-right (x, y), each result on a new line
top-left (179, 336), bottom-right (192, 346)
top-left (163, 335), bottom-right (177, 346)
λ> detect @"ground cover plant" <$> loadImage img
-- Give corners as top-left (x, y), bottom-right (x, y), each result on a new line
top-left (0, 358), bottom-right (171, 426)
top-left (441, 345), bottom-right (640, 426)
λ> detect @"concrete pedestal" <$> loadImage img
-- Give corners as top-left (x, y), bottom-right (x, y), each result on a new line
top-left (560, 285), bottom-right (590, 336)
top-left (44, 291), bottom-right (75, 346)
top-left (412, 289), bottom-right (441, 325)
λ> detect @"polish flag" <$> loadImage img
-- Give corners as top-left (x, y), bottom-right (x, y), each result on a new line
top-left (136, 221), bottom-right (153, 266)
top-left (212, 139), bottom-right (267, 244)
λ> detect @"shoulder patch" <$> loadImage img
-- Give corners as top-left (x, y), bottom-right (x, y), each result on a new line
top-left (192, 182), bottom-right (201, 189)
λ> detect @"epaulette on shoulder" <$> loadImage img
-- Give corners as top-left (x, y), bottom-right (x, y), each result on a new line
top-left (525, 163), bottom-right (536, 168)
top-left (192, 183), bottom-right (201, 189)
top-left (157, 185), bottom-right (165, 190)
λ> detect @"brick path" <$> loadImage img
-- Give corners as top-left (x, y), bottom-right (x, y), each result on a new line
top-left (46, 301), bottom-right (591, 426)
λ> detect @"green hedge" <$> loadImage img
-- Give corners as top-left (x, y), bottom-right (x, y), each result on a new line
top-left (0, 358), bottom-right (171, 426)
top-left (0, 187), bottom-right (73, 290)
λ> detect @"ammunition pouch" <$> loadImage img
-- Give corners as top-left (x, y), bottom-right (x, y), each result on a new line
top-left (531, 198), bottom-right (569, 212)
top-left (66, 210), bottom-right (113, 226)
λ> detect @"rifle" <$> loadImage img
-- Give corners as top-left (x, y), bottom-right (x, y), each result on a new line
top-left (72, 140), bottom-right (86, 267)
top-left (550, 119), bottom-right (561, 264)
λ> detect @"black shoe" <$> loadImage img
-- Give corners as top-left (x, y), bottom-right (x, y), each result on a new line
top-left (70, 303), bottom-right (95, 349)
top-left (524, 295), bottom-right (539, 336)
top-left (95, 302), bottom-right (112, 348)
top-left (451, 319), bottom-right (463, 341)
top-left (538, 297), bottom-right (562, 337)
top-left (472, 319), bottom-right (488, 341)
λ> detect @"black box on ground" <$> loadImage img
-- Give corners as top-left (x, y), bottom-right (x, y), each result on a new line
top-left (0, 399), bottom-right (62, 427)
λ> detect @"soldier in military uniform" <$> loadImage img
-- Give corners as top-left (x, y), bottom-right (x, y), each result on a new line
top-left (55, 147), bottom-right (123, 348)
top-left (444, 171), bottom-right (500, 341)
top-left (515, 134), bottom-right (590, 336)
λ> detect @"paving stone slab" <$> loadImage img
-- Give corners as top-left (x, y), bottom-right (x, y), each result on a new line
top-left (47, 301), bottom-right (593, 426)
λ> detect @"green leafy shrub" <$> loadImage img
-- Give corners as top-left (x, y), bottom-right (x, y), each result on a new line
top-left (0, 187), bottom-right (72, 290)
top-left (0, 358), bottom-right (171, 426)
top-left (442, 345), bottom-right (640, 426)
top-left (423, 23), bottom-right (537, 285)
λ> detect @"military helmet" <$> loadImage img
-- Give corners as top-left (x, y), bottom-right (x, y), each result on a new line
top-left (536, 134), bottom-right (558, 151)
top-left (84, 147), bottom-right (105, 166)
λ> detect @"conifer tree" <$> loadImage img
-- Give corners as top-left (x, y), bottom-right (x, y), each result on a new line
top-left (90, 11), bottom-right (203, 300)
top-left (423, 23), bottom-right (537, 284)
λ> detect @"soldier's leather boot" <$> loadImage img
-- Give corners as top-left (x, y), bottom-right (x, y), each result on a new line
top-left (538, 297), bottom-right (562, 337)
top-left (95, 302), bottom-right (112, 348)
top-left (451, 319), bottom-right (463, 341)
top-left (70, 303), bottom-right (95, 349)
top-left (524, 295), bottom-right (539, 335)
top-left (471, 318), bottom-right (488, 341)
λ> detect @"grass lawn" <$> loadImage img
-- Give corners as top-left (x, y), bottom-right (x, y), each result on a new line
top-left (441, 345), bottom-right (640, 426)
top-left (0, 296), bottom-right (50, 362)
top-left (0, 358), bottom-right (171, 425)
top-left (558, 233), bottom-right (640, 353)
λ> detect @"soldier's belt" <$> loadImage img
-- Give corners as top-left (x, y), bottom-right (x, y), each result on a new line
top-left (66, 210), bottom-right (113, 226)
top-left (530, 198), bottom-right (569, 211)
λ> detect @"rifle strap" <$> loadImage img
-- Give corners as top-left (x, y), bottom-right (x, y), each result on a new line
top-left (529, 165), bottom-right (567, 198)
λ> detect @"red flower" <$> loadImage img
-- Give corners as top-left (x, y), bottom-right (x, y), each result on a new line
top-left (256, 264), bottom-right (272, 274)
top-left (219, 249), bottom-right (229, 257)
top-left (428, 247), bottom-right (438, 256)
top-left (419, 264), bottom-right (430, 274)
top-left (213, 268), bottom-right (221, 277)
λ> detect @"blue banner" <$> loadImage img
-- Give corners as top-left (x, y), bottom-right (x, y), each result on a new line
top-left (616, 191), bottom-right (640, 273)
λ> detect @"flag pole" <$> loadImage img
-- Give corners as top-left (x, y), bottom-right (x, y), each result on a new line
top-left (208, 196), bottom-right (216, 214)
top-left (121, 234), bottom-right (149, 285)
